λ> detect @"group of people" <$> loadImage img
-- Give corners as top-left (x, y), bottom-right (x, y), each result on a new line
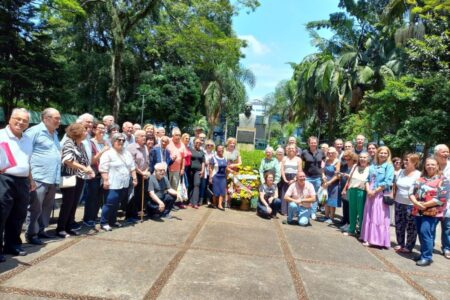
top-left (0, 107), bottom-right (245, 263)
top-left (256, 135), bottom-right (449, 267)
top-left (0, 108), bottom-right (449, 268)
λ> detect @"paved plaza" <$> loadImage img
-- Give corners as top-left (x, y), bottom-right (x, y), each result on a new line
top-left (0, 206), bottom-right (449, 300)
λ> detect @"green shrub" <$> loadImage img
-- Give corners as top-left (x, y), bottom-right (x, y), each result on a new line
top-left (240, 149), bottom-right (266, 169)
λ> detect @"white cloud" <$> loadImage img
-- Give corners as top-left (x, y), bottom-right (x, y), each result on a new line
top-left (239, 35), bottom-right (271, 56)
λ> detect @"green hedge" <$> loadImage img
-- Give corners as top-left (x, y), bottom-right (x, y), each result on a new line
top-left (240, 149), bottom-right (265, 169)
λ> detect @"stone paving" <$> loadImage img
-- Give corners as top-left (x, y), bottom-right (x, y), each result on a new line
top-left (0, 206), bottom-right (449, 299)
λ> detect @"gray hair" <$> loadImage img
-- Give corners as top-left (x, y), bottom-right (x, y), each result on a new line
top-left (103, 115), bottom-right (114, 122)
top-left (134, 130), bottom-right (145, 138)
top-left (171, 127), bottom-right (181, 136)
top-left (276, 147), bottom-right (285, 155)
top-left (265, 146), bottom-right (274, 153)
top-left (434, 144), bottom-right (449, 154)
top-left (41, 108), bottom-right (59, 121)
top-left (11, 108), bottom-right (29, 117)
top-left (155, 162), bottom-right (167, 171)
top-left (77, 113), bottom-right (94, 123)
top-left (111, 132), bottom-right (126, 144)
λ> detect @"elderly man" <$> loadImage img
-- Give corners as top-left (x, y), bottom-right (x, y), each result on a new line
top-left (354, 134), bottom-right (366, 154)
top-left (334, 139), bottom-right (344, 159)
top-left (149, 136), bottom-right (173, 174)
top-left (0, 108), bottom-right (34, 261)
top-left (133, 123), bottom-right (141, 133)
top-left (344, 141), bottom-right (354, 152)
top-left (148, 162), bottom-right (177, 219)
top-left (127, 130), bottom-right (150, 222)
top-left (282, 171), bottom-right (316, 226)
top-left (155, 127), bottom-right (165, 144)
top-left (122, 121), bottom-right (135, 147)
top-left (189, 126), bottom-right (203, 148)
top-left (435, 144), bottom-right (450, 259)
top-left (102, 115), bottom-right (114, 140)
top-left (25, 108), bottom-right (61, 245)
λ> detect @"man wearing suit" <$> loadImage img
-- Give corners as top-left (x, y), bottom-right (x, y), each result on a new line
top-left (149, 136), bottom-right (173, 174)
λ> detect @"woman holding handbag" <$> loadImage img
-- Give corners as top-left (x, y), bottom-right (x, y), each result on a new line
top-left (409, 158), bottom-right (449, 266)
top-left (99, 133), bottom-right (137, 231)
top-left (360, 146), bottom-right (394, 248)
top-left (393, 154), bottom-right (421, 253)
top-left (342, 153), bottom-right (370, 236)
top-left (57, 123), bottom-right (95, 238)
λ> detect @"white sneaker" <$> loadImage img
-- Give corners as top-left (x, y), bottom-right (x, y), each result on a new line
top-left (324, 218), bottom-right (333, 224)
top-left (311, 213), bottom-right (317, 220)
top-left (101, 224), bottom-right (112, 231)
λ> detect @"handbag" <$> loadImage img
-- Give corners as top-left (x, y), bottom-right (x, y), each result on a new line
top-left (60, 175), bottom-right (76, 189)
top-left (383, 189), bottom-right (395, 206)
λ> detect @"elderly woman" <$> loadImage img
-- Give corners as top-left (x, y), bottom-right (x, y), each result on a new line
top-left (360, 146), bottom-right (394, 248)
top-left (188, 138), bottom-right (205, 208)
top-left (224, 137), bottom-right (241, 207)
top-left (342, 152), bottom-right (370, 236)
top-left (182, 133), bottom-right (192, 194)
top-left (322, 147), bottom-right (340, 223)
top-left (338, 151), bottom-right (358, 231)
top-left (280, 145), bottom-right (302, 215)
top-left (393, 154), bottom-right (421, 253)
top-left (99, 133), bottom-right (137, 231)
top-left (258, 172), bottom-right (281, 219)
top-left (409, 158), bottom-right (449, 266)
top-left (200, 140), bottom-right (215, 206)
top-left (83, 122), bottom-right (110, 227)
top-left (259, 146), bottom-right (281, 186)
top-left (57, 123), bottom-right (95, 238)
top-left (106, 124), bottom-right (119, 146)
top-left (209, 145), bottom-right (229, 210)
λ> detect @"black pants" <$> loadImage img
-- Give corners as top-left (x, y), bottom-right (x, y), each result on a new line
top-left (148, 194), bottom-right (176, 217)
top-left (188, 168), bottom-right (202, 205)
top-left (0, 174), bottom-right (30, 252)
top-left (57, 177), bottom-right (84, 232)
top-left (126, 174), bottom-right (149, 219)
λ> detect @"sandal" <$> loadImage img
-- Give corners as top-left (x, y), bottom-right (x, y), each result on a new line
top-left (393, 245), bottom-right (402, 251)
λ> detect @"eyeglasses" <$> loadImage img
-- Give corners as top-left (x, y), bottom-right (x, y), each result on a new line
top-left (206, 144), bottom-right (214, 147)
top-left (12, 117), bottom-right (29, 124)
top-left (394, 161), bottom-right (402, 164)
top-left (116, 139), bottom-right (125, 142)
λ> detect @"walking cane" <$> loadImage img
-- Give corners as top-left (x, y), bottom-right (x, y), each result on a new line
top-left (140, 175), bottom-right (145, 223)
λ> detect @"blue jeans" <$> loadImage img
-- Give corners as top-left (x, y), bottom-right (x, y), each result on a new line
top-left (306, 177), bottom-right (321, 213)
top-left (441, 217), bottom-right (450, 253)
top-left (101, 188), bottom-right (128, 226)
top-left (288, 202), bottom-right (312, 226)
top-left (415, 216), bottom-right (438, 261)
top-left (257, 198), bottom-right (281, 217)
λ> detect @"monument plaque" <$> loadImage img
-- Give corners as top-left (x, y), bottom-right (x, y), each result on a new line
top-left (236, 127), bottom-right (256, 144)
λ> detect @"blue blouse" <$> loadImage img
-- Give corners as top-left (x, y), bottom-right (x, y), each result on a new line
top-left (367, 162), bottom-right (394, 190)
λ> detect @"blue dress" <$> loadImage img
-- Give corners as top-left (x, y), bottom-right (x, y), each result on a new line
top-left (324, 162), bottom-right (340, 207)
top-left (211, 155), bottom-right (228, 197)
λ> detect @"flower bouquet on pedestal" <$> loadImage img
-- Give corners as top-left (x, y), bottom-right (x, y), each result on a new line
top-left (228, 166), bottom-right (260, 211)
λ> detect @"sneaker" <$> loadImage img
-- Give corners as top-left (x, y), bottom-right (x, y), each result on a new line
top-left (71, 222), bottom-right (82, 231)
top-left (57, 231), bottom-right (70, 238)
top-left (282, 220), bottom-right (295, 225)
top-left (311, 213), bottom-right (317, 220)
top-left (83, 221), bottom-right (95, 227)
top-left (340, 224), bottom-right (349, 232)
top-left (161, 214), bottom-right (173, 220)
top-left (101, 224), bottom-right (112, 231)
top-left (324, 218), bottom-right (333, 224)
top-left (172, 206), bottom-right (180, 211)
top-left (112, 222), bottom-right (122, 228)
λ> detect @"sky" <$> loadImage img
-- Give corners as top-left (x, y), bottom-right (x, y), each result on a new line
top-left (233, 0), bottom-right (340, 101)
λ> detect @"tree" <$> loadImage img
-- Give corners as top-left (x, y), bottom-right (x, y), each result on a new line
top-left (0, 0), bottom-right (63, 118)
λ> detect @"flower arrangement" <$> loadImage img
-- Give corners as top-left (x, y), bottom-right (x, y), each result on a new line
top-left (228, 166), bottom-right (260, 210)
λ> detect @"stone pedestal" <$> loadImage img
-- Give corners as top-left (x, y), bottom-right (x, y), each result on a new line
top-left (236, 127), bottom-right (256, 151)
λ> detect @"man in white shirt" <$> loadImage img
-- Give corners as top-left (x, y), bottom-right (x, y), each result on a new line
top-left (0, 108), bottom-right (34, 261)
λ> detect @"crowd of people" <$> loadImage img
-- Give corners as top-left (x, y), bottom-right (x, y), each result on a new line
top-left (256, 136), bottom-right (449, 267)
top-left (0, 108), bottom-right (449, 269)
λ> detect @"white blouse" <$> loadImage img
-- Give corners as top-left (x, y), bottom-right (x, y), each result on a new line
top-left (99, 149), bottom-right (135, 189)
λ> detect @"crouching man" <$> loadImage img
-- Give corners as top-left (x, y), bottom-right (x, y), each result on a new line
top-left (283, 171), bottom-right (316, 226)
top-left (148, 162), bottom-right (177, 219)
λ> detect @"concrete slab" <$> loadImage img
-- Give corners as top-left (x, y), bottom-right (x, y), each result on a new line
top-left (192, 221), bottom-right (282, 257)
top-left (158, 249), bottom-right (297, 299)
top-left (296, 262), bottom-right (425, 300)
top-left (284, 227), bottom-right (385, 270)
top-left (1, 238), bottom-right (178, 299)
top-left (207, 209), bottom-right (275, 230)
top-left (409, 275), bottom-right (450, 300)
top-left (0, 292), bottom-right (57, 300)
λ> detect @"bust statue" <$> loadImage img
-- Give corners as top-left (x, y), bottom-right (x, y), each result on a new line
top-left (238, 104), bottom-right (256, 128)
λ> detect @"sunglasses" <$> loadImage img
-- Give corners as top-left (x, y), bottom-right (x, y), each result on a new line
top-left (116, 139), bottom-right (125, 142)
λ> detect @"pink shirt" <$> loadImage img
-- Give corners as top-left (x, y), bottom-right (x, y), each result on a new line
top-left (167, 140), bottom-right (186, 172)
top-left (285, 181), bottom-right (316, 208)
